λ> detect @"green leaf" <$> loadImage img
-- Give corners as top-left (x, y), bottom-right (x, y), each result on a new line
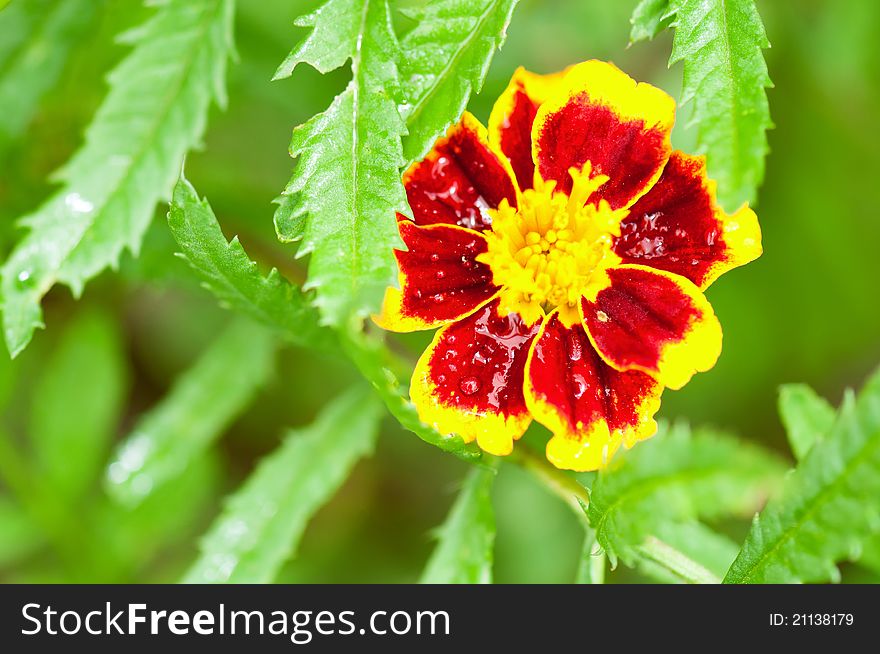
top-left (30, 307), bottom-right (128, 500)
top-left (629, 0), bottom-right (672, 44)
top-left (167, 175), bottom-right (334, 351)
top-left (398, 0), bottom-right (519, 163)
top-left (420, 464), bottom-right (496, 583)
top-left (164, 172), bottom-right (475, 461)
top-left (1, 0), bottom-right (235, 357)
top-left (273, 0), bottom-right (408, 327)
top-left (779, 384), bottom-right (836, 461)
top-left (588, 422), bottom-right (785, 566)
top-left (96, 453), bottom-right (221, 579)
top-left (725, 368), bottom-right (880, 584)
top-left (105, 318), bottom-right (275, 507)
top-left (859, 537), bottom-right (880, 576)
top-left (0, 0), bottom-right (98, 145)
top-left (575, 525), bottom-right (605, 584)
top-left (666, 0), bottom-right (773, 210)
top-left (183, 384), bottom-right (381, 583)
top-left (342, 331), bottom-right (480, 461)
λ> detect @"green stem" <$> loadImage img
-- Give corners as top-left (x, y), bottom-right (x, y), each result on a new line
top-left (577, 528), bottom-right (606, 584)
top-left (505, 443), bottom-right (590, 520)
top-left (636, 536), bottom-right (721, 584)
top-left (506, 442), bottom-right (718, 584)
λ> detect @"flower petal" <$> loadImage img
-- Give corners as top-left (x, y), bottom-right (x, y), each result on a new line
top-left (488, 66), bottom-right (569, 191)
top-left (404, 112), bottom-right (518, 231)
top-left (525, 311), bottom-right (662, 472)
top-left (410, 299), bottom-right (541, 455)
top-left (532, 60), bottom-right (674, 209)
top-left (374, 221), bottom-right (499, 332)
top-left (614, 152), bottom-right (762, 289)
top-left (581, 265), bottom-right (722, 390)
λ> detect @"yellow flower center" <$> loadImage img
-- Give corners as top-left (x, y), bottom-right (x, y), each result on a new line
top-left (478, 163), bottom-right (628, 327)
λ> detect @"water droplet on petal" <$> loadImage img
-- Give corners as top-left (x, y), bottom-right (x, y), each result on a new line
top-left (430, 253), bottom-right (440, 263)
top-left (572, 374), bottom-right (587, 399)
top-left (435, 270), bottom-right (445, 280)
top-left (566, 332), bottom-right (583, 361)
top-left (459, 376), bottom-right (481, 395)
top-left (432, 293), bottom-right (445, 303)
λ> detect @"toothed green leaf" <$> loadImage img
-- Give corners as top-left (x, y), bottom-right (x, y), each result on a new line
top-left (167, 176), bottom-right (334, 351)
top-left (779, 384), bottom-right (836, 461)
top-left (399, 0), bottom-right (519, 163)
top-left (629, 0), bottom-right (671, 44)
top-left (725, 368), bottom-right (880, 584)
top-left (1, 0), bottom-right (235, 357)
top-left (273, 0), bottom-right (407, 328)
top-left (666, 0), bottom-right (773, 210)
top-left (588, 422), bottom-right (785, 567)
top-left (167, 177), bottom-right (476, 461)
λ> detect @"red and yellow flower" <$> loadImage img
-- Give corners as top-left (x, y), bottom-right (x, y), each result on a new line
top-left (375, 60), bottom-right (761, 471)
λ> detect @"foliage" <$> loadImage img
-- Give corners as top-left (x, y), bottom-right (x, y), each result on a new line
top-left (725, 369), bottom-right (880, 583)
top-left (587, 422), bottom-right (785, 567)
top-left (168, 176), bottom-right (333, 351)
top-left (628, 0), bottom-right (773, 210)
top-left (778, 383), bottom-right (836, 461)
top-left (168, 175), bottom-right (478, 460)
top-left (420, 464), bottom-right (496, 583)
top-left (105, 318), bottom-right (275, 506)
top-left (629, 0), bottom-right (671, 44)
top-left (0, 308), bottom-right (219, 581)
top-left (398, 0), bottom-right (519, 163)
top-left (0, 0), bottom-right (235, 357)
top-left (272, 0), bottom-right (519, 327)
top-left (183, 385), bottom-right (381, 583)
top-left (1, 0), bottom-right (878, 586)
top-left (272, 0), bottom-right (408, 328)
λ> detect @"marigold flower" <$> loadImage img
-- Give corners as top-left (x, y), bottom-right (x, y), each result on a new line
top-left (375, 60), bottom-right (761, 471)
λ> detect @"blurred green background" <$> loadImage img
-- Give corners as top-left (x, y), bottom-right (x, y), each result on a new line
top-left (0, 0), bottom-right (878, 583)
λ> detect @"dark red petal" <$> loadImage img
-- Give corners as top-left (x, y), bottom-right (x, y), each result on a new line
top-left (581, 265), bottom-right (721, 390)
top-left (614, 152), bottom-right (762, 288)
top-left (410, 299), bottom-right (541, 455)
top-left (488, 67), bottom-right (568, 191)
top-left (375, 221), bottom-right (498, 332)
top-left (404, 113), bottom-right (518, 231)
top-left (525, 312), bottom-right (661, 471)
top-left (532, 61), bottom-right (674, 209)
